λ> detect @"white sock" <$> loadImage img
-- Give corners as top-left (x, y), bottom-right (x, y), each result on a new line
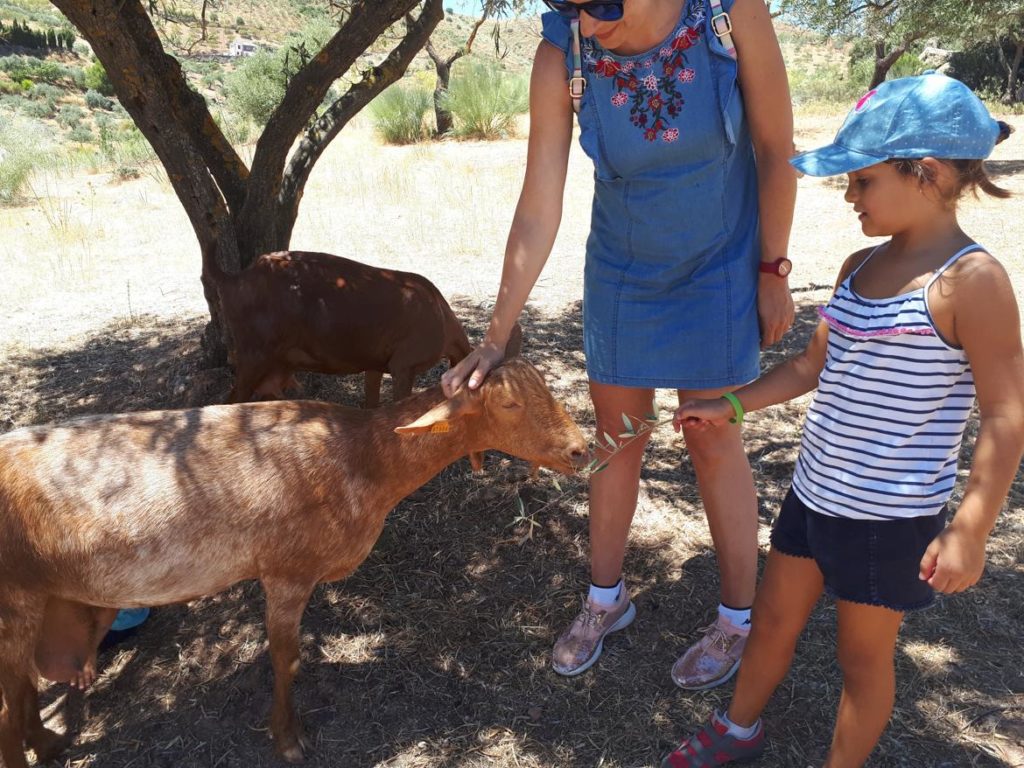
top-left (719, 710), bottom-right (760, 740)
top-left (718, 603), bottom-right (752, 635)
top-left (588, 580), bottom-right (622, 607)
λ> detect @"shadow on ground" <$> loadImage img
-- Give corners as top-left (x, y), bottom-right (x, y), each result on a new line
top-left (2, 298), bottom-right (1021, 767)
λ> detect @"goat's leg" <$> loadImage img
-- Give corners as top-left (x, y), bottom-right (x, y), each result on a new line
top-left (262, 578), bottom-right (315, 764)
top-left (363, 371), bottom-right (383, 409)
top-left (0, 597), bottom-right (44, 768)
top-left (227, 357), bottom-right (274, 403)
top-left (389, 369), bottom-right (414, 403)
top-left (0, 671), bottom-right (31, 768)
top-left (23, 677), bottom-right (66, 762)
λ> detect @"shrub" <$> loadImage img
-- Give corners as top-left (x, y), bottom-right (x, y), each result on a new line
top-left (72, 39), bottom-right (92, 57)
top-left (83, 61), bottom-right (115, 95)
top-left (369, 81), bottom-right (431, 144)
top-left (788, 62), bottom-right (864, 106)
top-left (441, 58), bottom-right (529, 139)
top-left (225, 50), bottom-right (282, 125)
top-left (85, 88), bottom-right (114, 110)
top-left (947, 41), bottom-right (1018, 100)
top-left (0, 56), bottom-right (70, 85)
top-left (67, 125), bottom-right (94, 143)
top-left (28, 83), bottom-right (61, 101)
top-left (225, 21), bottom-right (337, 126)
top-left (0, 114), bottom-right (49, 203)
top-left (57, 104), bottom-right (85, 128)
top-left (20, 98), bottom-right (53, 118)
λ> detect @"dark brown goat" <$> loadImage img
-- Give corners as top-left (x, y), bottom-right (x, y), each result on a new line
top-left (0, 359), bottom-right (587, 767)
top-left (203, 247), bottom-right (474, 407)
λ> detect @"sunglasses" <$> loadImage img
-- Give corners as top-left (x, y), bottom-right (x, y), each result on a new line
top-left (542, 0), bottom-right (626, 22)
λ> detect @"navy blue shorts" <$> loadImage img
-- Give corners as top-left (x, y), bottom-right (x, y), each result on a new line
top-left (769, 489), bottom-right (947, 612)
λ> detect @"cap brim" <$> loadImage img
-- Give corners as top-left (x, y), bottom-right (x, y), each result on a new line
top-left (790, 143), bottom-right (887, 177)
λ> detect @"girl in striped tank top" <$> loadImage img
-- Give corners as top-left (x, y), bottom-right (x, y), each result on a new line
top-left (661, 73), bottom-right (1024, 767)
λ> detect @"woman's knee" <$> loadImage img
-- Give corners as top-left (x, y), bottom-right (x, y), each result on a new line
top-left (681, 423), bottom-right (745, 470)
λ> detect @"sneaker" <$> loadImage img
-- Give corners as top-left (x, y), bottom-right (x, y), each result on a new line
top-left (551, 587), bottom-right (636, 676)
top-left (671, 615), bottom-right (747, 690)
top-left (661, 711), bottom-right (765, 767)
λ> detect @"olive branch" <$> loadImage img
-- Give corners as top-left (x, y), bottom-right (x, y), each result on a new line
top-left (507, 403), bottom-right (675, 543)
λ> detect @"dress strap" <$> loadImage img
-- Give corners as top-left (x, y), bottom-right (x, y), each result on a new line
top-left (924, 243), bottom-right (987, 290)
top-left (843, 245), bottom-right (884, 285)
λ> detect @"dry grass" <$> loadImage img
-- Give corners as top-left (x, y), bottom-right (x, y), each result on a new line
top-left (1, 111), bottom-right (1023, 768)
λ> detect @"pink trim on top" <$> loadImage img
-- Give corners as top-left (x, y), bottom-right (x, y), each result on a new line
top-left (818, 306), bottom-right (936, 338)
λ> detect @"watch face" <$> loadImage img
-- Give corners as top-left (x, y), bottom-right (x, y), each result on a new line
top-left (778, 259), bottom-right (792, 277)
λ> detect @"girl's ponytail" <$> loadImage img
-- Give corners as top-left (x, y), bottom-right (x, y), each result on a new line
top-left (996, 120), bottom-right (1014, 145)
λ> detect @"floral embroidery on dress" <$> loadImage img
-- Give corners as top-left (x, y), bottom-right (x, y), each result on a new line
top-left (582, 2), bottom-right (705, 142)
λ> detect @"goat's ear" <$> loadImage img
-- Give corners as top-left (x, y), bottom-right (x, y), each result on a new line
top-left (394, 389), bottom-right (480, 435)
top-left (504, 322), bottom-right (524, 359)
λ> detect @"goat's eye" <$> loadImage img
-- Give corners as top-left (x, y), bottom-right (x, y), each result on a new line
top-left (501, 400), bottom-right (523, 410)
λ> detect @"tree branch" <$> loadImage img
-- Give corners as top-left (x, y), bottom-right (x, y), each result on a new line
top-left (278, 0), bottom-right (444, 218)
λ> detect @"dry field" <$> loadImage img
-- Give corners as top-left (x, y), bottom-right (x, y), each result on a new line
top-left (1, 109), bottom-right (1022, 768)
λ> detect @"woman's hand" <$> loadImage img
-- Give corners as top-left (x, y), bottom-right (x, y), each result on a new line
top-left (758, 273), bottom-right (795, 349)
top-left (441, 340), bottom-right (508, 398)
top-left (673, 398), bottom-right (736, 432)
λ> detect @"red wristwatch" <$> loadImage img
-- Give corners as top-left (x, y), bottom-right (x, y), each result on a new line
top-left (759, 257), bottom-right (792, 277)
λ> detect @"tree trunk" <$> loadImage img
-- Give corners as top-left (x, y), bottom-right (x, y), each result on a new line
top-left (431, 54), bottom-right (454, 135)
top-left (1006, 39), bottom-right (1023, 103)
top-left (51, 0), bottom-right (443, 367)
top-left (870, 40), bottom-right (908, 89)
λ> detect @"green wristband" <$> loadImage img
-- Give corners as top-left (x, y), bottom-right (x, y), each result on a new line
top-left (722, 392), bottom-right (744, 425)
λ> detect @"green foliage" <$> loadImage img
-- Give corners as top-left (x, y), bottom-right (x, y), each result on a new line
top-left (369, 80), bottom-right (431, 144)
top-left (85, 88), bottom-right (114, 110)
top-left (225, 50), bottom-right (282, 125)
top-left (788, 62), bottom-right (864, 105)
top-left (0, 114), bottom-right (48, 203)
top-left (56, 103), bottom-right (85, 128)
top-left (440, 58), bottom-right (528, 139)
top-left (27, 82), bottom-right (60, 101)
top-left (847, 49), bottom-right (925, 87)
top-left (225, 21), bottom-right (338, 126)
top-left (83, 61), bottom-right (114, 95)
top-left (0, 55), bottom-right (72, 85)
top-left (97, 119), bottom-right (157, 176)
top-left (67, 124), bottom-right (93, 143)
top-left (19, 96), bottom-right (52, 118)
top-left (947, 40), bottom-right (1019, 99)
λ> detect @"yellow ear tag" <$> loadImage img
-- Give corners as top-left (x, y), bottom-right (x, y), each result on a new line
top-left (429, 421), bottom-right (451, 434)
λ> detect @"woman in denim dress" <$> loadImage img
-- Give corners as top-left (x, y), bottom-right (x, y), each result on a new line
top-left (443, 0), bottom-right (796, 687)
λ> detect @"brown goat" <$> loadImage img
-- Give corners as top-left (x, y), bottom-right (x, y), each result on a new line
top-left (0, 358), bottom-right (587, 767)
top-left (203, 247), bottom-right (474, 408)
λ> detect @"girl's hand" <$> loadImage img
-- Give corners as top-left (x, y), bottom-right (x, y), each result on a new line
top-left (673, 398), bottom-right (736, 432)
top-left (918, 522), bottom-right (990, 593)
top-left (757, 273), bottom-right (795, 349)
top-left (441, 340), bottom-right (507, 398)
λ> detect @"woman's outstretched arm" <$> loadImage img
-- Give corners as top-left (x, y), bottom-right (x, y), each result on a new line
top-left (442, 40), bottom-right (574, 396)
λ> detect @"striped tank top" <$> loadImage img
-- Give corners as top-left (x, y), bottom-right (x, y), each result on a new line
top-left (791, 244), bottom-right (979, 521)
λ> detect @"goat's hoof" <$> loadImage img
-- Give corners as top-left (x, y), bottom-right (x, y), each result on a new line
top-left (276, 731), bottom-right (311, 764)
top-left (30, 727), bottom-right (68, 762)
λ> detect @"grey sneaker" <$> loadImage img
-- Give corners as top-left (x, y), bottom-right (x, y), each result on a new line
top-left (552, 586), bottom-right (636, 676)
top-left (671, 615), bottom-right (748, 690)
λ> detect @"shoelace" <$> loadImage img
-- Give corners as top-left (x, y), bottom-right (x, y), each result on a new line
top-left (698, 623), bottom-right (739, 655)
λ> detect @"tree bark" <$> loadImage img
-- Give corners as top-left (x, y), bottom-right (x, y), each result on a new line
top-left (50, 0), bottom-right (444, 366)
top-left (1004, 39), bottom-right (1023, 103)
top-left (425, 11), bottom-right (487, 137)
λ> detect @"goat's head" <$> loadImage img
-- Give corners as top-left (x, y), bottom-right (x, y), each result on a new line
top-left (394, 358), bottom-right (588, 474)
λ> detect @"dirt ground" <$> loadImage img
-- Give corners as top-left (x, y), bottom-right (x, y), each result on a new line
top-left (1, 110), bottom-right (1023, 768)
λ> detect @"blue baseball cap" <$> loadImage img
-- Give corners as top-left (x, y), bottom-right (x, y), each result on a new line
top-left (791, 72), bottom-right (1002, 177)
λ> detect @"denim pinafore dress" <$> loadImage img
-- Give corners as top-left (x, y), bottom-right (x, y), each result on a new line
top-left (541, 0), bottom-right (760, 388)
